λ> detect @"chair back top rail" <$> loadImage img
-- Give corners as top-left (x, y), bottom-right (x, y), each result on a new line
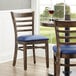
top-left (55, 20), bottom-right (76, 27)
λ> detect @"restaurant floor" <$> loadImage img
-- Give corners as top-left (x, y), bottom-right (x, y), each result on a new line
top-left (0, 57), bottom-right (76, 76)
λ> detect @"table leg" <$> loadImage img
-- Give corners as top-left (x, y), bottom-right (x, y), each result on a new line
top-left (63, 59), bottom-right (71, 76)
top-left (63, 27), bottom-right (71, 76)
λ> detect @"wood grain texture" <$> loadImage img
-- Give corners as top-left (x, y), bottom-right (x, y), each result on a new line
top-left (0, 57), bottom-right (76, 76)
top-left (0, 57), bottom-right (53, 76)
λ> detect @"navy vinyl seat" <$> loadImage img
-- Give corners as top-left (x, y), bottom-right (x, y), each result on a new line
top-left (53, 45), bottom-right (76, 54)
top-left (18, 35), bottom-right (48, 42)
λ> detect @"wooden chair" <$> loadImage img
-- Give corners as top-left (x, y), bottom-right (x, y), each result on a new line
top-left (53, 20), bottom-right (76, 76)
top-left (11, 11), bottom-right (49, 70)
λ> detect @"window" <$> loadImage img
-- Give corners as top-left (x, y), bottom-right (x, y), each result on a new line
top-left (40, 0), bottom-right (76, 44)
top-left (65, 0), bottom-right (76, 19)
top-left (40, 0), bottom-right (76, 21)
top-left (31, 0), bottom-right (40, 34)
top-left (40, 0), bottom-right (64, 21)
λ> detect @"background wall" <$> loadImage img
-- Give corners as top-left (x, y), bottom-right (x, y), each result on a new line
top-left (0, 0), bottom-right (31, 63)
top-left (0, 0), bottom-right (52, 63)
top-left (0, 0), bottom-right (31, 10)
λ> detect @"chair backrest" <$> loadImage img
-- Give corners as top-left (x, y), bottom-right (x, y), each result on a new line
top-left (11, 11), bottom-right (34, 38)
top-left (55, 20), bottom-right (76, 48)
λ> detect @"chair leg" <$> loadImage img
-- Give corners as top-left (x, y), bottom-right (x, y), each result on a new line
top-left (54, 55), bottom-right (56, 76)
top-left (45, 40), bottom-right (49, 68)
top-left (33, 44), bottom-right (36, 64)
top-left (55, 57), bottom-right (60, 76)
top-left (13, 43), bottom-right (18, 66)
top-left (23, 44), bottom-right (27, 70)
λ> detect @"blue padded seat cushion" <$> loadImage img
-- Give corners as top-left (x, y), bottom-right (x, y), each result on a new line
top-left (18, 35), bottom-right (48, 42)
top-left (53, 45), bottom-right (76, 54)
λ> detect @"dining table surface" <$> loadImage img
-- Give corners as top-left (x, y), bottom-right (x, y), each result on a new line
top-left (41, 19), bottom-right (76, 27)
top-left (40, 21), bottom-right (55, 27)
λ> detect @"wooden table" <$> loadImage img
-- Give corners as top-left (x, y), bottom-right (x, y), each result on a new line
top-left (41, 21), bottom-right (55, 27)
top-left (41, 21), bottom-right (71, 76)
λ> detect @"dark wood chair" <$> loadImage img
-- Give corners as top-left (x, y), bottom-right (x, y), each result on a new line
top-left (53, 20), bottom-right (76, 76)
top-left (11, 11), bottom-right (49, 70)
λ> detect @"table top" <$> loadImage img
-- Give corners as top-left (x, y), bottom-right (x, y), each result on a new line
top-left (41, 20), bottom-right (76, 27)
top-left (40, 21), bottom-right (55, 27)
